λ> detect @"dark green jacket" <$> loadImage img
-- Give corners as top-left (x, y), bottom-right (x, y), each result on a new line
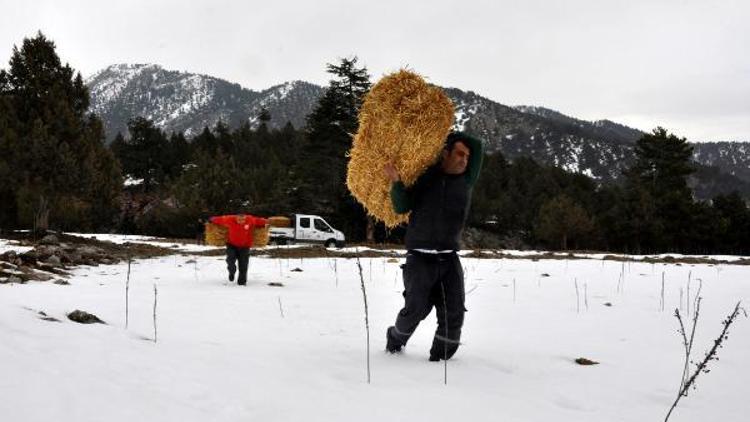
top-left (390, 132), bottom-right (484, 250)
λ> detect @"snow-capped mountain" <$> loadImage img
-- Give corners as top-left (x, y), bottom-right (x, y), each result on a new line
top-left (447, 91), bottom-right (750, 194)
top-left (444, 88), bottom-right (642, 181)
top-left (86, 64), bottom-right (323, 139)
top-left (86, 64), bottom-right (750, 196)
top-left (692, 142), bottom-right (750, 183)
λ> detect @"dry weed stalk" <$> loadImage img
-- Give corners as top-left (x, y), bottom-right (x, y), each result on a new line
top-left (665, 300), bottom-right (746, 421)
top-left (355, 255), bottom-right (371, 384)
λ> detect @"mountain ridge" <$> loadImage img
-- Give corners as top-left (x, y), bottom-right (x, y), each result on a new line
top-left (86, 63), bottom-right (750, 198)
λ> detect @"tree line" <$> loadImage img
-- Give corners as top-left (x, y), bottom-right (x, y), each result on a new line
top-left (1, 32), bottom-right (748, 254)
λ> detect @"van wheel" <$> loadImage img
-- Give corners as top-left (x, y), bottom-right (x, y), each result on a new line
top-left (325, 239), bottom-right (336, 248)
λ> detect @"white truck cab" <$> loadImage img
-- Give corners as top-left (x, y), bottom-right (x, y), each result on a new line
top-left (269, 214), bottom-right (345, 248)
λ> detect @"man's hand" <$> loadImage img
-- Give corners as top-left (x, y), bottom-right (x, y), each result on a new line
top-left (383, 163), bottom-right (401, 183)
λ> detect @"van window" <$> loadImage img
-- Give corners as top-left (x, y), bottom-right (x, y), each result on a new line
top-left (300, 217), bottom-right (310, 229)
top-left (314, 218), bottom-right (332, 233)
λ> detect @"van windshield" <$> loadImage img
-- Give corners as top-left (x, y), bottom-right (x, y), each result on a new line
top-left (314, 219), bottom-right (333, 233)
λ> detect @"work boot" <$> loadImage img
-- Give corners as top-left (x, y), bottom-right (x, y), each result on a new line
top-left (386, 326), bottom-right (402, 353)
top-left (228, 272), bottom-right (235, 282)
top-left (429, 338), bottom-right (458, 361)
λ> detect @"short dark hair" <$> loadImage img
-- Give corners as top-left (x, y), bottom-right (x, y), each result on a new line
top-left (445, 131), bottom-right (468, 152)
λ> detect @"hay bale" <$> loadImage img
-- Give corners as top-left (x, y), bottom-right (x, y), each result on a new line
top-left (346, 69), bottom-right (454, 227)
top-left (204, 223), bottom-right (227, 246)
top-left (268, 216), bottom-right (291, 228)
top-left (253, 226), bottom-right (270, 247)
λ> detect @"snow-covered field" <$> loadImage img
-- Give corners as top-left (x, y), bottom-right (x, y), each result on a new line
top-left (1, 236), bottom-right (749, 421)
top-left (0, 238), bottom-right (33, 255)
top-left (66, 233), bottom-right (222, 253)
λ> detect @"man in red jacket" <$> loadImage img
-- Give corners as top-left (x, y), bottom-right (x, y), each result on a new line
top-left (209, 214), bottom-right (268, 285)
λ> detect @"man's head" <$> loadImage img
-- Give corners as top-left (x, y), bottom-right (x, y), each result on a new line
top-left (440, 133), bottom-right (470, 175)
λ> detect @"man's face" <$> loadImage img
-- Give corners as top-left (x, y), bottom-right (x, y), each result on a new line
top-left (441, 141), bottom-right (470, 175)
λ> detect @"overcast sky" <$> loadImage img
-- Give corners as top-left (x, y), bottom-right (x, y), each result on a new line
top-left (1, 0), bottom-right (748, 142)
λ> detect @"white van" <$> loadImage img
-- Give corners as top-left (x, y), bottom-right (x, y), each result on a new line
top-left (268, 214), bottom-right (345, 248)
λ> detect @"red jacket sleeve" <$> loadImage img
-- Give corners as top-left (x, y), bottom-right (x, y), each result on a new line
top-left (210, 215), bottom-right (232, 226)
top-left (251, 216), bottom-right (268, 227)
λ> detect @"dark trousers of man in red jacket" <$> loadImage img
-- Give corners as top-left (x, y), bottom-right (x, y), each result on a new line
top-left (226, 244), bottom-right (250, 285)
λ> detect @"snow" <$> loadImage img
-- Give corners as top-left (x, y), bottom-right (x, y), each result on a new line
top-left (123, 176), bottom-right (144, 187)
top-left (273, 81), bottom-right (296, 100)
top-left (2, 235), bottom-right (749, 421)
top-left (452, 100), bottom-right (479, 132)
top-left (257, 81), bottom-right (297, 109)
top-left (86, 64), bottom-right (159, 113)
top-left (0, 239), bottom-right (33, 254)
top-left (453, 108), bottom-right (467, 131)
top-left (64, 233), bottom-right (221, 253)
top-left (580, 168), bottom-right (595, 178)
top-left (155, 75), bottom-right (215, 127)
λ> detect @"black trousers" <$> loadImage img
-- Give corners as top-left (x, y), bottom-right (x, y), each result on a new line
top-left (391, 251), bottom-right (465, 359)
top-left (226, 245), bottom-right (250, 284)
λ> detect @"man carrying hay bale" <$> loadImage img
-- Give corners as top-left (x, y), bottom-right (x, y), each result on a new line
top-left (384, 131), bottom-right (484, 361)
top-left (209, 214), bottom-right (268, 286)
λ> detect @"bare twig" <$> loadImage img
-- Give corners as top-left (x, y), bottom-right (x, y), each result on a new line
top-left (575, 278), bottom-right (580, 313)
top-left (665, 301), bottom-right (747, 421)
top-left (355, 255), bottom-right (370, 384)
top-left (686, 273), bottom-right (692, 318)
top-left (440, 281), bottom-right (448, 385)
top-left (679, 288), bottom-right (684, 313)
top-left (125, 244), bottom-right (132, 329)
top-left (584, 283), bottom-right (588, 311)
top-left (692, 279), bottom-right (703, 318)
top-left (278, 296), bottom-right (284, 318)
top-left (660, 272), bottom-right (665, 312)
top-left (152, 284), bottom-right (158, 343)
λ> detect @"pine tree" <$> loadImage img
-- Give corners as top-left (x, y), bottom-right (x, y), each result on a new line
top-left (193, 126), bottom-right (219, 155)
top-left (631, 127), bottom-right (694, 199)
top-left (172, 148), bottom-right (244, 214)
top-left (625, 127), bottom-right (696, 251)
top-left (295, 57), bottom-right (371, 240)
top-left (0, 32), bottom-right (122, 230)
top-left (258, 107), bottom-right (271, 133)
top-left (166, 131), bottom-right (190, 180)
top-left (114, 117), bottom-right (172, 190)
top-left (712, 192), bottom-right (750, 254)
top-left (0, 93), bottom-right (20, 227)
